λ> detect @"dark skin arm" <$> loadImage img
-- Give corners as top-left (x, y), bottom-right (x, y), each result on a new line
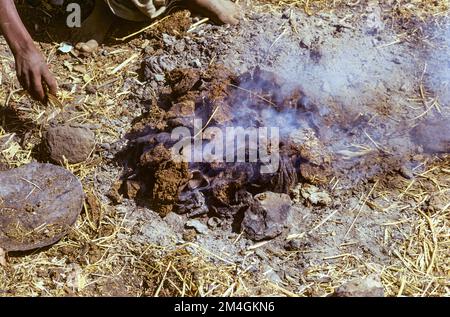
top-left (0, 0), bottom-right (57, 102)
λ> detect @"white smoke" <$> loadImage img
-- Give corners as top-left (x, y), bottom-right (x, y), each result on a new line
top-left (214, 3), bottom-right (450, 181)
top-left (426, 21), bottom-right (450, 106)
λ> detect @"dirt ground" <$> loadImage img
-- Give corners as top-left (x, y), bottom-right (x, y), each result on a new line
top-left (0, 0), bottom-right (449, 297)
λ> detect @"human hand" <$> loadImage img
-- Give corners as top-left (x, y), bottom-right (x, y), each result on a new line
top-left (14, 46), bottom-right (57, 102)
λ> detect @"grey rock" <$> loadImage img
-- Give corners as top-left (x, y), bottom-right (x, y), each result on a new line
top-left (177, 190), bottom-right (209, 217)
top-left (207, 217), bottom-right (222, 229)
top-left (45, 125), bottom-right (95, 164)
top-left (142, 54), bottom-right (176, 80)
top-left (301, 184), bottom-right (332, 206)
top-left (164, 212), bottom-right (184, 232)
top-left (190, 59), bottom-right (202, 68)
top-left (100, 143), bottom-right (111, 151)
top-left (333, 275), bottom-right (385, 297)
top-left (134, 217), bottom-right (177, 247)
top-left (174, 41), bottom-right (186, 54)
top-left (185, 219), bottom-right (209, 235)
top-left (398, 165), bottom-right (414, 179)
top-left (154, 74), bottom-right (165, 82)
top-left (254, 249), bottom-right (266, 259)
top-left (262, 265), bottom-right (283, 285)
top-left (242, 192), bottom-right (293, 241)
top-left (162, 33), bottom-right (176, 47)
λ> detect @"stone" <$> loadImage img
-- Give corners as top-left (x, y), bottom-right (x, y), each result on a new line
top-left (100, 143), bottom-right (111, 151)
top-left (142, 55), bottom-right (176, 80)
top-left (133, 211), bottom-right (178, 247)
top-left (166, 99), bottom-right (196, 119)
top-left (333, 275), bottom-right (385, 297)
top-left (189, 59), bottom-right (202, 68)
top-left (262, 265), bottom-right (283, 285)
top-left (177, 190), bottom-right (209, 217)
top-left (45, 125), bottom-right (95, 164)
top-left (185, 219), bottom-right (209, 235)
top-left (75, 39), bottom-right (99, 54)
top-left (164, 212), bottom-right (184, 232)
top-left (73, 64), bottom-right (87, 74)
top-left (0, 162), bottom-right (9, 172)
top-left (289, 128), bottom-right (332, 165)
top-left (398, 165), bottom-right (414, 179)
top-left (162, 33), bottom-right (176, 47)
top-left (182, 229), bottom-right (197, 242)
top-left (154, 74), bottom-right (165, 82)
top-left (242, 192), bottom-right (293, 241)
top-left (85, 84), bottom-right (97, 95)
top-left (301, 184), bottom-right (332, 206)
top-left (207, 217), bottom-right (222, 229)
top-left (284, 239), bottom-right (304, 251)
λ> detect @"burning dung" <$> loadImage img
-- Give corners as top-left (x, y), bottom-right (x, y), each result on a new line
top-left (115, 64), bottom-right (449, 241)
top-left (114, 65), bottom-right (335, 240)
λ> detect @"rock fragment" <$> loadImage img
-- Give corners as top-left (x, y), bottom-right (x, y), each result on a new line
top-left (185, 219), bottom-right (209, 235)
top-left (333, 275), bottom-right (385, 297)
top-left (0, 163), bottom-right (9, 171)
top-left (300, 184), bottom-right (332, 206)
top-left (45, 125), bottom-right (95, 164)
top-left (242, 192), bottom-right (292, 241)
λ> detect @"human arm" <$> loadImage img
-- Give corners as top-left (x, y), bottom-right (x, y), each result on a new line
top-left (0, 0), bottom-right (57, 102)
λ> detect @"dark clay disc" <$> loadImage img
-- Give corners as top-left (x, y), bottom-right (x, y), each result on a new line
top-left (0, 162), bottom-right (84, 252)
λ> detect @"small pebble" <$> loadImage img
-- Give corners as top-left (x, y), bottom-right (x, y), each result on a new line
top-left (398, 165), bottom-right (414, 179)
top-left (207, 217), bottom-right (222, 229)
top-left (85, 84), bottom-right (96, 95)
top-left (284, 239), bottom-right (304, 251)
top-left (154, 74), bottom-right (165, 82)
top-left (185, 219), bottom-right (209, 235)
top-left (100, 143), bottom-right (111, 151)
top-left (189, 59), bottom-right (202, 68)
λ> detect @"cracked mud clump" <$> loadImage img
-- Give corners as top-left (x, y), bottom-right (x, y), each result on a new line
top-left (117, 64), bottom-right (333, 238)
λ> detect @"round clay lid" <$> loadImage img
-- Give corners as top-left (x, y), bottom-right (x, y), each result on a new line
top-left (0, 162), bottom-right (84, 251)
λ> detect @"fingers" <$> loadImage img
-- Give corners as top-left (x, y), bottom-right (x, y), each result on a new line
top-left (14, 48), bottom-right (58, 102)
top-left (20, 66), bottom-right (58, 103)
top-left (218, 12), bottom-right (239, 25)
top-left (30, 72), bottom-right (46, 102)
top-left (42, 68), bottom-right (58, 96)
top-left (17, 72), bottom-right (30, 94)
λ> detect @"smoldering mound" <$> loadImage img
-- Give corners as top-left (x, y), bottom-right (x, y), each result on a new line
top-left (113, 63), bottom-right (440, 241)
